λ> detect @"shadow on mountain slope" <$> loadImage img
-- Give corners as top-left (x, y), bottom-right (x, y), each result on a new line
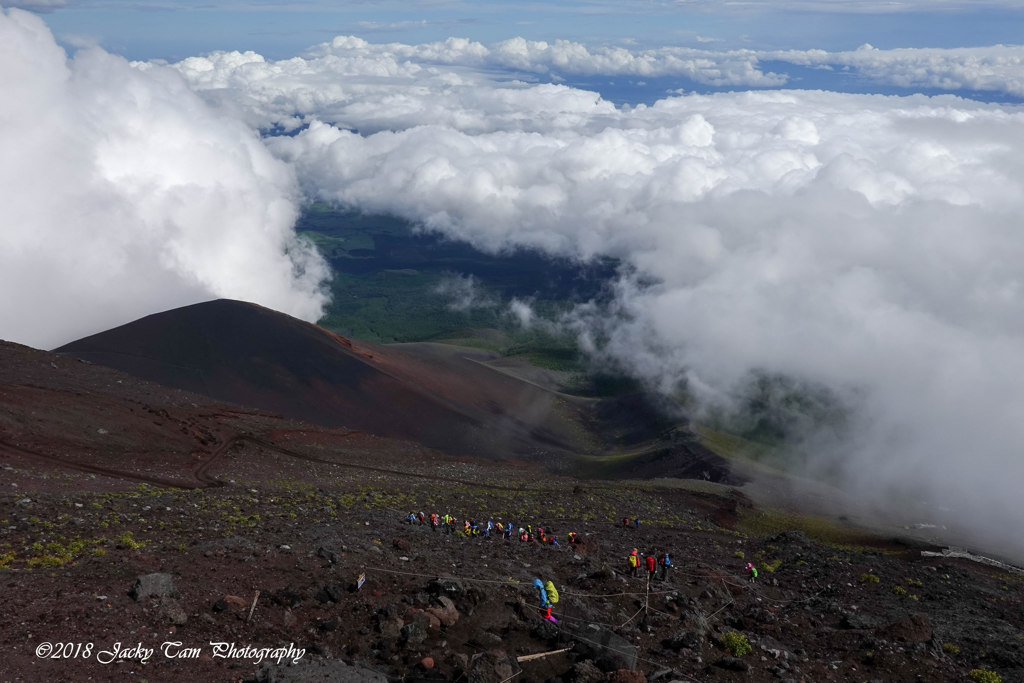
top-left (54, 299), bottom-right (735, 481)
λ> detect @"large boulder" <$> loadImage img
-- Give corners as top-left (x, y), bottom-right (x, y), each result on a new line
top-left (661, 629), bottom-right (701, 652)
top-left (128, 573), bottom-right (178, 601)
top-left (567, 622), bottom-right (638, 671)
top-left (426, 577), bottom-right (465, 599)
top-left (466, 649), bottom-right (520, 683)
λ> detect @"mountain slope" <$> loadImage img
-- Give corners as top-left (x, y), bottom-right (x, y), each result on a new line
top-left (52, 300), bottom-right (601, 465)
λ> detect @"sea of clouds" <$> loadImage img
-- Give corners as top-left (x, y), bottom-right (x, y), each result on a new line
top-left (5, 6), bottom-right (1024, 555)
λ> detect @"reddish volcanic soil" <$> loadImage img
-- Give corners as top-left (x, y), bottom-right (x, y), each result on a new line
top-left (2, 315), bottom-right (1024, 683)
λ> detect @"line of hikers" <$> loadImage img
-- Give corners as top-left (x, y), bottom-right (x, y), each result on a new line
top-left (628, 547), bottom-right (674, 582)
top-left (404, 511), bottom-right (583, 547)
top-left (403, 512), bottom-right (755, 588)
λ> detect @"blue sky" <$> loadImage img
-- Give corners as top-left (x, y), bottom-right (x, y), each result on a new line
top-left (25, 1), bottom-right (1024, 64)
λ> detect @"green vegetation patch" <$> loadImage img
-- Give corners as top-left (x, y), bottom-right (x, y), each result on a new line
top-left (719, 632), bottom-right (752, 657)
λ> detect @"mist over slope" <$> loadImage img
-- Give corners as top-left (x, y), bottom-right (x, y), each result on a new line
top-left (54, 299), bottom-right (735, 483)
top-left (203, 39), bottom-right (1024, 556)
top-left (3, 8), bottom-right (1024, 559)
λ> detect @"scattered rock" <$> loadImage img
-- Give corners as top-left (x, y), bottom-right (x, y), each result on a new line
top-left (469, 631), bottom-right (503, 648)
top-left (401, 622), bottom-right (428, 646)
top-left (882, 613), bottom-right (932, 643)
top-left (569, 623), bottom-right (638, 671)
top-left (316, 546), bottom-right (340, 564)
top-left (315, 584), bottom-right (344, 603)
top-left (128, 573), bottom-right (178, 601)
top-left (466, 649), bottom-right (520, 683)
top-left (568, 660), bottom-right (604, 683)
top-left (426, 577), bottom-right (465, 599)
top-left (253, 658), bottom-right (388, 682)
top-left (715, 656), bottom-right (750, 672)
top-left (221, 594), bottom-right (249, 610)
top-left (662, 629), bottom-right (701, 651)
top-left (604, 670), bottom-right (647, 683)
top-left (839, 610), bottom-right (879, 630)
top-left (420, 656), bottom-right (434, 669)
top-left (157, 597), bottom-right (188, 625)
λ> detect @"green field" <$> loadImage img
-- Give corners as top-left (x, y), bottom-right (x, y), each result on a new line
top-left (299, 203), bottom-right (615, 371)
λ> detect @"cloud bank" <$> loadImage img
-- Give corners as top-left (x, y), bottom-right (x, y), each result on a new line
top-left (165, 38), bottom-right (1024, 139)
top-left (0, 9), bottom-right (329, 349)
top-left (186, 36), bottom-right (1024, 554)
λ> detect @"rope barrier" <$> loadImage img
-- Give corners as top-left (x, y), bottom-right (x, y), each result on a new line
top-left (360, 559), bottom-right (747, 683)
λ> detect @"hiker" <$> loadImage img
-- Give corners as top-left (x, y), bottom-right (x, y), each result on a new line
top-left (628, 548), bottom-right (640, 577)
top-left (405, 512), bottom-right (416, 525)
top-left (417, 511), bottom-right (425, 526)
top-left (549, 536), bottom-right (558, 546)
top-left (442, 513), bottom-right (453, 534)
top-left (532, 578), bottom-right (559, 622)
top-left (567, 531), bottom-right (577, 545)
top-left (634, 517), bottom-right (640, 529)
top-left (659, 552), bottom-right (673, 581)
top-left (622, 517), bottom-right (630, 528)
top-left (746, 562), bottom-right (758, 583)
top-left (645, 552), bottom-right (657, 583)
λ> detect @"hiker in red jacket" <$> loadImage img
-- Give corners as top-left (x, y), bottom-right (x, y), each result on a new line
top-left (645, 553), bottom-right (657, 583)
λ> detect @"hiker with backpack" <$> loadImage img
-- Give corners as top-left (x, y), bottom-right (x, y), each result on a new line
top-left (532, 578), bottom-right (559, 622)
top-left (746, 562), bottom-right (758, 583)
top-left (659, 552), bottom-right (673, 581)
top-left (645, 552), bottom-right (657, 584)
top-left (628, 548), bottom-right (640, 577)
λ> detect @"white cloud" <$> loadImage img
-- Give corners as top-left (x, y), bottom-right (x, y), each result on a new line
top-left (0, 9), bottom-right (330, 349)
top-left (772, 44), bottom-right (1024, 97)
top-left (434, 273), bottom-right (496, 312)
top-left (11, 16), bottom-right (1024, 556)
top-left (164, 38), bottom-right (1024, 152)
top-left (238, 39), bottom-right (1024, 555)
top-left (162, 36), bottom-right (785, 134)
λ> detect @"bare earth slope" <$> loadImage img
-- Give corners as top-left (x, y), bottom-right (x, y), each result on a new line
top-left (2, 338), bottom-right (1024, 682)
top-left (53, 299), bottom-right (734, 481)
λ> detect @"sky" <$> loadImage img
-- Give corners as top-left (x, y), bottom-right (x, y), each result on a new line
top-left (4, 1), bottom-right (1024, 557)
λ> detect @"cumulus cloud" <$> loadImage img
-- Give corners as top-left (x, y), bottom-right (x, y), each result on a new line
top-left (234, 36), bottom-right (1024, 556)
top-left (164, 37), bottom-right (1024, 157)
top-left (0, 8), bottom-right (330, 349)
top-left (161, 35), bottom-right (786, 134)
top-left (771, 44), bottom-right (1024, 98)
